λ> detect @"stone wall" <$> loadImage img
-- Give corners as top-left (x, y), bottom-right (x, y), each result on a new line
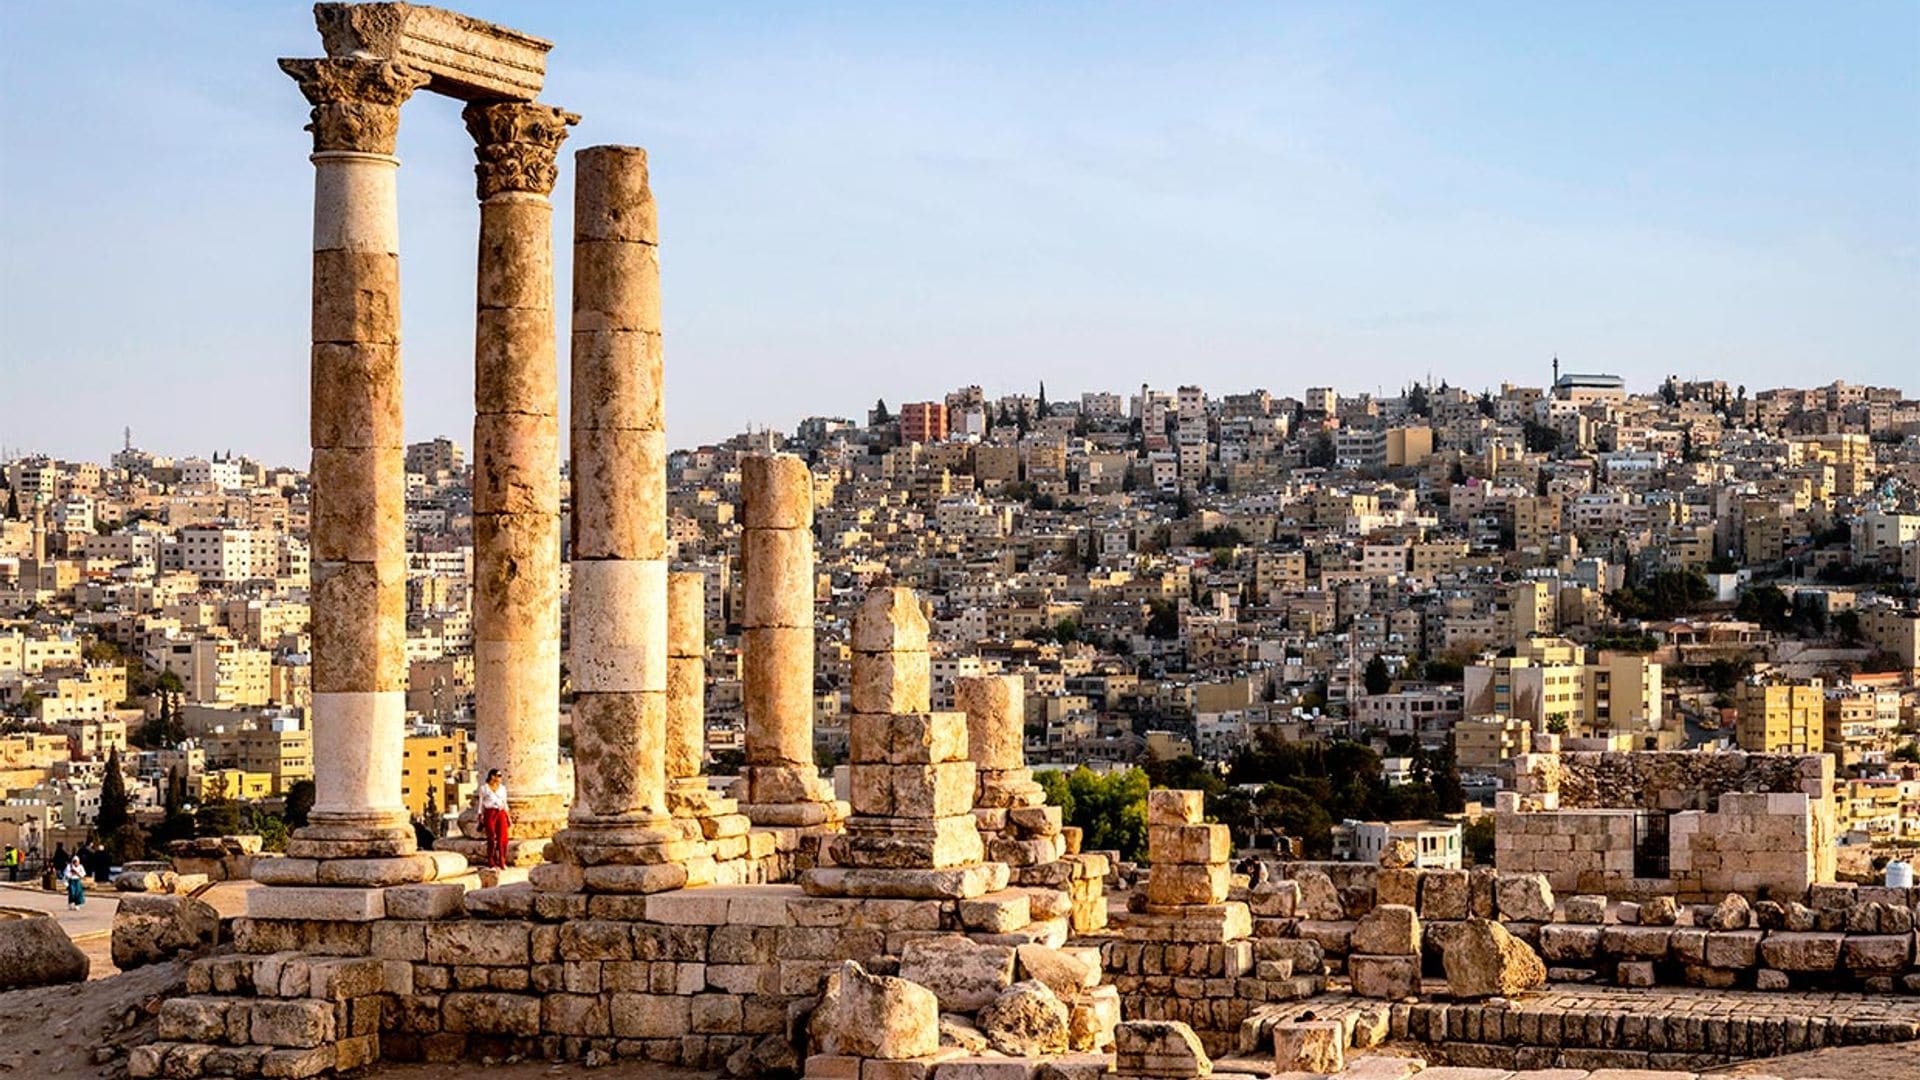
top-left (1556, 750), bottom-right (1828, 811)
top-left (1670, 792), bottom-right (1836, 900)
top-left (1494, 809), bottom-right (1640, 896)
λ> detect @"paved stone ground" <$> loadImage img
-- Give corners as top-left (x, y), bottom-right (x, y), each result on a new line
top-left (1709, 1041), bottom-right (1920, 1078)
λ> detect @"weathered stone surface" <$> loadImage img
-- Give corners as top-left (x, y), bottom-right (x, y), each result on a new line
top-left (1146, 790), bottom-right (1202, 826)
top-left (111, 894), bottom-right (220, 970)
top-left (1442, 917), bottom-right (1546, 999)
top-left (811, 960), bottom-right (939, 1061)
top-left (1496, 872), bottom-right (1554, 922)
top-left (1351, 903), bottom-right (1421, 956)
top-left (1379, 838), bottom-right (1418, 869)
top-left (1295, 869), bottom-right (1345, 921)
top-left (1637, 895), bottom-right (1678, 926)
top-left (0, 914), bottom-right (88, 989)
top-left (978, 980), bottom-right (1070, 1056)
top-left (1564, 894), bottom-right (1608, 924)
top-left (899, 936), bottom-right (1016, 1012)
top-left (1709, 892), bottom-right (1752, 931)
top-left (1116, 1019), bottom-right (1211, 1078)
top-left (1273, 1019), bottom-right (1343, 1073)
top-left (1758, 931), bottom-right (1843, 972)
top-left (1419, 869), bottom-right (1469, 920)
top-left (1014, 944), bottom-right (1097, 998)
top-left (1349, 953), bottom-right (1419, 999)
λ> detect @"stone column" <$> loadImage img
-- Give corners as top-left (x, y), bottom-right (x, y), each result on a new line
top-left (537, 146), bottom-right (705, 895)
top-left (801, 587), bottom-right (998, 900)
top-left (737, 454), bottom-right (837, 825)
top-left (280, 57), bottom-right (428, 859)
top-left (462, 100), bottom-right (577, 853)
top-left (955, 675), bottom-right (1046, 809)
top-left (666, 570), bottom-right (707, 799)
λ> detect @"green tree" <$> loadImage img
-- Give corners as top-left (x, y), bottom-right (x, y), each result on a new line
top-left (872, 399), bottom-right (893, 425)
top-left (1307, 432), bottom-right (1335, 468)
top-left (1363, 655), bottom-right (1392, 696)
top-left (1144, 600), bottom-right (1180, 641)
top-left (96, 746), bottom-right (130, 836)
top-left (1038, 767), bottom-right (1149, 862)
top-left (1406, 383), bottom-right (1430, 417)
top-left (283, 778), bottom-right (316, 829)
top-left (1053, 618), bottom-right (1081, 645)
top-left (1462, 817), bottom-right (1496, 866)
top-left (1735, 585), bottom-right (1793, 633)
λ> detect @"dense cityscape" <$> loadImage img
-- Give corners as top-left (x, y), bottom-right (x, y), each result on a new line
top-left (6, 369), bottom-right (1918, 876)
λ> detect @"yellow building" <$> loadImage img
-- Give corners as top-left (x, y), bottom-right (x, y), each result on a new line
top-left (1462, 637), bottom-right (1662, 737)
top-left (400, 732), bottom-right (473, 819)
top-left (198, 768), bottom-right (273, 802)
top-left (1736, 680), bottom-right (1825, 754)
top-left (1453, 714), bottom-right (1532, 771)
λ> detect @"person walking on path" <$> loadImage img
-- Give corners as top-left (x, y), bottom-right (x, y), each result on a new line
top-left (64, 854), bottom-right (86, 909)
top-left (478, 769), bottom-right (511, 871)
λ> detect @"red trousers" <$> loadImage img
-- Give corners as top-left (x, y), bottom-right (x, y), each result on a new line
top-left (481, 807), bottom-right (511, 869)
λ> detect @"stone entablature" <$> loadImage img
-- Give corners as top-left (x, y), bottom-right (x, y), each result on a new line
top-left (314, 2), bottom-right (552, 102)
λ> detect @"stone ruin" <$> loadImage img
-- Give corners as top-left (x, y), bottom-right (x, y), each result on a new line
top-left (126, 5), bottom-right (1920, 1079)
top-left (1495, 733), bottom-right (1838, 900)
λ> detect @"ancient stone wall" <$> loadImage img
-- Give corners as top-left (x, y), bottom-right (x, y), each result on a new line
top-left (1556, 750), bottom-right (1828, 811)
top-left (1494, 809), bottom-right (1639, 896)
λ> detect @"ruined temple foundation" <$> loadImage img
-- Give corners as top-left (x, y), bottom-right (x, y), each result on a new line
top-left (732, 453), bottom-right (842, 828)
top-left (956, 673), bottom-right (1108, 933)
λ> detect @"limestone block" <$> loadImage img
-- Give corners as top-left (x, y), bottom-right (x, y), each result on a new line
top-left (667, 571), bottom-right (707, 654)
top-left (570, 559), bottom-right (668, 693)
top-left (1703, 930), bottom-right (1762, 969)
top-left (575, 145), bottom-right (657, 244)
top-left (954, 675), bottom-right (1025, 772)
top-left (1013, 943), bottom-right (1096, 997)
top-left (570, 691), bottom-right (669, 820)
top-left (573, 238), bottom-right (661, 334)
top-left (742, 626), bottom-right (817, 764)
top-left (978, 980), bottom-right (1069, 1056)
top-left (1842, 933), bottom-right (1912, 973)
top-left (1564, 895), bottom-right (1608, 924)
top-left (742, 454), bottom-right (814, 530)
top-left (1115, 1019), bottom-right (1211, 1078)
top-left (1066, 984), bottom-right (1120, 1053)
top-left (853, 712), bottom-right (968, 767)
top-left (1538, 924), bottom-right (1600, 962)
top-left (427, 921), bottom-right (532, 966)
top-left (475, 307), bottom-right (559, 415)
top-left (1295, 868), bottom-right (1346, 921)
top-left (472, 412), bottom-right (560, 515)
top-left (891, 762), bottom-right (979, 819)
top-left (571, 427), bottom-right (667, 560)
top-left (1145, 862), bottom-right (1228, 907)
top-left (248, 999), bottom-right (337, 1048)
top-left (850, 650), bottom-right (932, 716)
top-left (311, 343), bottom-right (401, 449)
top-left (1146, 790), bottom-right (1203, 827)
top-left (309, 446), bottom-right (404, 563)
top-left (852, 587), bottom-right (932, 653)
top-left (1418, 869), bottom-right (1469, 921)
top-left (1274, 1019), bottom-right (1343, 1073)
top-left (1496, 873), bottom-right (1555, 923)
top-left (899, 936), bottom-right (1016, 1012)
top-left (246, 885), bottom-right (385, 922)
top-left (1638, 896), bottom-right (1678, 926)
top-left (1617, 960), bottom-right (1656, 987)
top-left (666, 660), bottom-right (706, 779)
top-left (1148, 822), bottom-right (1229, 866)
top-left (313, 153), bottom-right (399, 254)
top-left (1006, 805), bottom-right (1062, 836)
top-left (312, 249), bottom-right (400, 344)
top-left (1375, 867), bottom-right (1420, 909)
top-left (477, 196), bottom-right (555, 310)
top-left (1349, 953), bottom-right (1419, 999)
top-left (1442, 918), bottom-right (1546, 999)
top-left (800, 864), bottom-right (1005, 901)
top-left (957, 892), bottom-right (1030, 934)
top-left (743, 528), bottom-right (817, 628)
top-left (571, 329), bottom-right (663, 435)
top-left (471, 513), bottom-right (561, 639)
top-left (1599, 926), bottom-right (1673, 960)
top-left (1249, 880), bottom-right (1298, 918)
top-left (1352, 904), bottom-right (1421, 956)
top-left (810, 960), bottom-right (939, 1060)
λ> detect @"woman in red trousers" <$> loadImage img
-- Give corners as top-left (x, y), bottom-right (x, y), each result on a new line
top-left (478, 769), bottom-right (510, 870)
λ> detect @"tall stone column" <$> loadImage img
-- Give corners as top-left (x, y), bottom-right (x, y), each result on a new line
top-left (666, 570), bottom-right (708, 798)
top-left (737, 454), bottom-right (838, 826)
top-left (281, 57), bottom-right (428, 858)
top-left (536, 146), bottom-right (706, 895)
top-left (461, 100), bottom-right (577, 855)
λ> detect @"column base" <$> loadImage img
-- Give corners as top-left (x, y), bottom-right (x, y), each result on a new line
top-left (795, 861), bottom-right (1009, 900)
top-left (533, 816), bottom-right (713, 894)
top-left (286, 814), bottom-right (416, 859)
top-left (977, 767), bottom-right (1048, 809)
top-left (253, 848), bottom-right (469, 889)
top-left (732, 765), bottom-right (845, 828)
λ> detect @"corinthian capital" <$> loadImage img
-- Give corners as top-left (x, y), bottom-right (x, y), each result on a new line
top-left (279, 57), bottom-right (430, 154)
top-left (463, 102), bottom-right (581, 199)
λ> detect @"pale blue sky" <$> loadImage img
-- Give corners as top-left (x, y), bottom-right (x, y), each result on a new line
top-left (2, 2), bottom-right (1915, 467)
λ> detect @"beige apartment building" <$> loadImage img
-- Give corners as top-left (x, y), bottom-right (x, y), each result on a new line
top-left (1462, 636), bottom-right (1662, 738)
top-left (1736, 679), bottom-right (1825, 754)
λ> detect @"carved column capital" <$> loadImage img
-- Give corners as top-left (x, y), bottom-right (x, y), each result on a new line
top-left (463, 101), bottom-right (581, 199)
top-left (279, 57), bottom-right (430, 155)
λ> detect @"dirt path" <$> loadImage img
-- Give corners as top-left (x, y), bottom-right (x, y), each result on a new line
top-left (0, 959), bottom-right (182, 1077)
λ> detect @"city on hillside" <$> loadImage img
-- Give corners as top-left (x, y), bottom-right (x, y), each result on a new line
top-left (4, 371), bottom-right (1918, 875)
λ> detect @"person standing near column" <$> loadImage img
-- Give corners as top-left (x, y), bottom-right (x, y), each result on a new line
top-left (478, 769), bottom-right (511, 871)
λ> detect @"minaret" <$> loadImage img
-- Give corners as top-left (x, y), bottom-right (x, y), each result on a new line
top-left (1552, 355), bottom-right (1560, 386)
top-left (30, 499), bottom-right (45, 563)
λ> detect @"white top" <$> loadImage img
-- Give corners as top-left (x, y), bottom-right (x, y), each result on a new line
top-left (479, 783), bottom-right (509, 811)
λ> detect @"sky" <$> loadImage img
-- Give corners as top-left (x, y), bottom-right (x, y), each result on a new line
top-left (1, 2), bottom-right (1916, 468)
